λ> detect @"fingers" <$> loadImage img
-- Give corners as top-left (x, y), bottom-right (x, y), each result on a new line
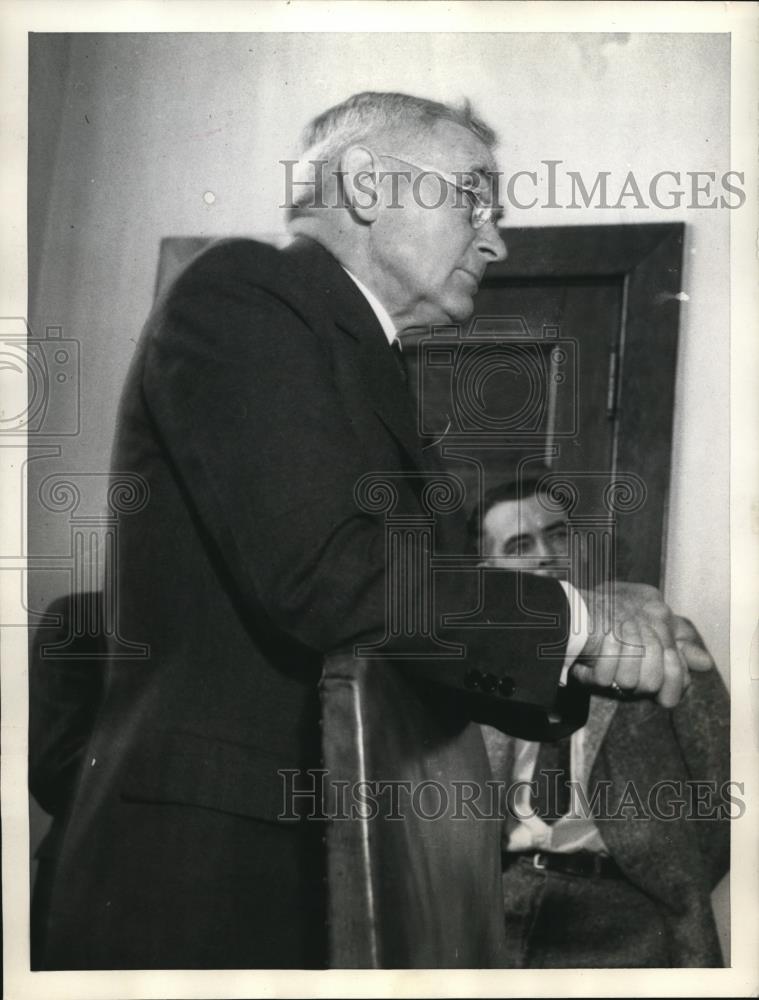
top-left (640, 597), bottom-right (690, 678)
top-left (673, 616), bottom-right (715, 672)
top-left (614, 618), bottom-right (644, 692)
top-left (591, 628), bottom-right (623, 688)
top-left (612, 620), bottom-right (667, 699)
top-left (628, 622), bottom-right (664, 696)
top-left (572, 585), bottom-right (706, 707)
top-left (672, 615), bottom-right (700, 644)
top-left (677, 639), bottom-right (715, 672)
top-left (568, 660), bottom-right (596, 688)
top-left (573, 615), bottom-right (678, 705)
top-left (571, 619), bottom-right (642, 695)
top-left (656, 646), bottom-right (688, 708)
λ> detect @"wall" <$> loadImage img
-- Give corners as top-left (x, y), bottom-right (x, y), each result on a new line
top-left (27, 31), bottom-right (731, 952)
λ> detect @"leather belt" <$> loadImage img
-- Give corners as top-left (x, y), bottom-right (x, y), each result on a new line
top-left (502, 850), bottom-right (623, 879)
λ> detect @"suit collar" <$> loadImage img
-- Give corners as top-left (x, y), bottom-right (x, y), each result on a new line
top-left (282, 236), bottom-right (386, 343)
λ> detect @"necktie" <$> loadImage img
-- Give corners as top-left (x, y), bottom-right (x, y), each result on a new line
top-left (390, 338), bottom-right (408, 385)
top-left (531, 736), bottom-right (572, 823)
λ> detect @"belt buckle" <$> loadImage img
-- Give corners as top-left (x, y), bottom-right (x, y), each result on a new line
top-left (532, 852), bottom-right (548, 871)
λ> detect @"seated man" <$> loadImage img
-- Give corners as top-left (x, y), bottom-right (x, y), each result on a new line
top-left (471, 470), bottom-right (730, 968)
top-left (28, 592), bottom-right (107, 969)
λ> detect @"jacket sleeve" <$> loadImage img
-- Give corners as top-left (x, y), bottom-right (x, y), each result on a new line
top-left (140, 255), bottom-right (574, 728)
top-left (671, 666), bottom-right (731, 888)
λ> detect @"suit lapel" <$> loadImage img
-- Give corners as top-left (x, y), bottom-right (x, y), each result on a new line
top-left (351, 324), bottom-right (427, 471)
top-left (283, 237), bottom-right (426, 471)
top-left (579, 695), bottom-right (618, 788)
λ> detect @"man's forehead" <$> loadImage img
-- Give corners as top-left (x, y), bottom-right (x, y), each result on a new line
top-left (484, 495), bottom-right (567, 540)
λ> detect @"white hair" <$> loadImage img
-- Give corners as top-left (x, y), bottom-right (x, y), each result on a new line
top-left (289, 91), bottom-right (497, 212)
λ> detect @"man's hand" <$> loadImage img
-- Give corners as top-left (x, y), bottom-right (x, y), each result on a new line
top-left (570, 583), bottom-right (711, 708)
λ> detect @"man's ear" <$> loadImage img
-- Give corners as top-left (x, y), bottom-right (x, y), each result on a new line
top-left (339, 145), bottom-right (381, 223)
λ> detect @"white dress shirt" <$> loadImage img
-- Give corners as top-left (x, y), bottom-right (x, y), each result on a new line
top-left (504, 733), bottom-right (608, 854)
top-left (342, 267), bottom-right (398, 345)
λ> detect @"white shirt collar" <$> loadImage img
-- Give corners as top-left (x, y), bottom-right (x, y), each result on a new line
top-left (341, 267), bottom-right (398, 346)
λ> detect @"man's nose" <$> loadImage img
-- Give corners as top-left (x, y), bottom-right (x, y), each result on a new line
top-left (534, 536), bottom-right (552, 561)
top-left (475, 223), bottom-right (507, 263)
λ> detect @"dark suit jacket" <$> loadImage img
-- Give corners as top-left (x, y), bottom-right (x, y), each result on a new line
top-left (38, 237), bottom-right (576, 969)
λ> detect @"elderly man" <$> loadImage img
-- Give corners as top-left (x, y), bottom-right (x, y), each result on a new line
top-left (472, 468), bottom-right (729, 967)
top-left (38, 92), bottom-right (702, 970)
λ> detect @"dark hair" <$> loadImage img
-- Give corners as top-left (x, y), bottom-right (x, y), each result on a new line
top-left (466, 466), bottom-right (568, 550)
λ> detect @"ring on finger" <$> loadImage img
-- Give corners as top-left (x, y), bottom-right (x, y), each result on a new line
top-left (610, 681), bottom-right (633, 699)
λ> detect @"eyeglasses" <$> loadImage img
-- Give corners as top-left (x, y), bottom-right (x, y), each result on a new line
top-left (379, 152), bottom-right (502, 230)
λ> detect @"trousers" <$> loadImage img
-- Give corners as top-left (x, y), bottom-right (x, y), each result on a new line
top-left (501, 855), bottom-right (671, 967)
